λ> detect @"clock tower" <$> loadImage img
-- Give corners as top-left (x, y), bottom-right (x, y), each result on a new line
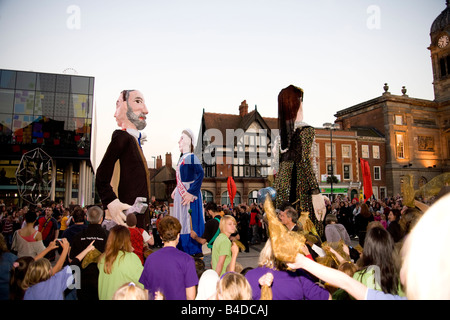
top-left (430, 1), bottom-right (450, 102)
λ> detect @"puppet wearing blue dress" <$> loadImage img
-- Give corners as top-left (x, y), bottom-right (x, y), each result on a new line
top-left (172, 129), bottom-right (205, 256)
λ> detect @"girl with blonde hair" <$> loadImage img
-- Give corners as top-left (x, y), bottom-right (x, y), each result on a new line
top-left (112, 282), bottom-right (149, 300)
top-left (23, 238), bottom-right (95, 300)
top-left (216, 272), bottom-right (252, 300)
top-left (212, 215), bottom-right (239, 276)
top-left (98, 225), bottom-right (144, 300)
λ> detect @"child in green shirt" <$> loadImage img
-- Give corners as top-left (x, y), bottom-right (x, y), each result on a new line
top-left (211, 215), bottom-right (239, 276)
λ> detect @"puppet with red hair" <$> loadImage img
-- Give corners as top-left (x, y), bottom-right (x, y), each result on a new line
top-left (272, 85), bottom-right (326, 237)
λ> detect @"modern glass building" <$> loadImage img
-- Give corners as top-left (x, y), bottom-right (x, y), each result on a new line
top-left (0, 69), bottom-right (95, 207)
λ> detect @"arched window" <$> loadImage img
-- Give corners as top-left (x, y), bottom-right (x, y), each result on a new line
top-left (201, 190), bottom-right (214, 203)
top-left (418, 176), bottom-right (428, 188)
top-left (221, 191), bottom-right (241, 206)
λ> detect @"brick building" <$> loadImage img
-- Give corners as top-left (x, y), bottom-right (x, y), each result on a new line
top-left (314, 127), bottom-right (386, 201)
top-left (149, 152), bottom-right (176, 202)
top-left (195, 100), bottom-right (388, 205)
top-left (196, 100), bottom-right (277, 205)
top-left (333, 2), bottom-right (450, 197)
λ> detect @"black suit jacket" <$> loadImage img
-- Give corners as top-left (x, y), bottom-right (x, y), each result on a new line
top-left (96, 130), bottom-right (150, 210)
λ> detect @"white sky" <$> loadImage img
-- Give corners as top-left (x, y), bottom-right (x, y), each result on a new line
top-left (0, 0), bottom-right (445, 170)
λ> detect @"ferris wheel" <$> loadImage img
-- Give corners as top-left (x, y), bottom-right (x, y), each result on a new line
top-left (15, 148), bottom-right (53, 205)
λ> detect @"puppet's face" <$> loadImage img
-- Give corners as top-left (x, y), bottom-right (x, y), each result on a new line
top-left (114, 94), bottom-right (128, 128)
top-left (295, 100), bottom-right (303, 122)
top-left (178, 133), bottom-right (192, 154)
top-left (126, 90), bottom-right (148, 130)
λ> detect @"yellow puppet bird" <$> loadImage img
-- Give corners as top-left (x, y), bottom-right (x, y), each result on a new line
top-left (264, 195), bottom-right (306, 263)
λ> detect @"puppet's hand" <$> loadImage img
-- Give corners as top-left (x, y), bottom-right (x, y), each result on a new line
top-left (182, 192), bottom-right (195, 206)
top-left (107, 199), bottom-right (131, 225)
top-left (312, 194), bottom-right (326, 222)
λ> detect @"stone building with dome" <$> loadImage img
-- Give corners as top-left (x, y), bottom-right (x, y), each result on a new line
top-left (334, 1), bottom-right (450, 198)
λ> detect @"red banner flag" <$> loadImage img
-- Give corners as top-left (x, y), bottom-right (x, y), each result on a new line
top-left (227, 176), bottom-right (237, 208)
top-left (360, 158), bottom-right (373, 200)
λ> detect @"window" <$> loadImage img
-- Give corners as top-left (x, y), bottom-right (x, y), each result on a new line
top-left (203, 164), bottom-right (216, 177)
top-left (325, 143), bottom-right (335, 157)
top-left (327, 164), bottom-right (334, 175)
top-left (374, 166), bottom-right (381, 180)
top-left (343, 164), bottom-right (351, 180)
top-left (372, 186), bottom-right (379, 200)
top-left (380, 187), bottom-right (386, 200)
top-left (14, 90), bottom-right (35, 115)
top-left (395, 115), bottom-right (404, 125)
top-left (16, 72), bottom-right (36, 91)
top-left (439, 56), bottom-right (450, 78)
top-left (373, 145), bottom-right (380, 159)
top-left (221, 191), bottom-right (241, 206)
top-left (0, 70), bottom-right (17, 89)
top-left (201, 190), bottom-right (214, 203)
top-left (361, 145), bottom-right (369, 158)
top-left (396, 133), bottom-right (405, 159)
top-left (342, 145), bottom-right (351, 158)
top-left (248, 190), bottom-right (258, 205)
top-left (0, 89), bottom-right (14, 113)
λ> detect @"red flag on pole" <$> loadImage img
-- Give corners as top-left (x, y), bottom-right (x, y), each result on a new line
top-left (227, 176), bottom-right (237, 208)
top-left (360, 158), bottom-right (373, 200)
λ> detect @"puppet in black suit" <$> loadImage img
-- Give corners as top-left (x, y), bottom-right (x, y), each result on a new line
top-left (96, 90), bottom-right (150, 228)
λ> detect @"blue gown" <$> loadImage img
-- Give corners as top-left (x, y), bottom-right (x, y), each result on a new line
top-left (173, 153), bottom-right (205, 255)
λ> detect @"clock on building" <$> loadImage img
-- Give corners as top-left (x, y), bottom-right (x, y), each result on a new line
top-left (438, 35), bottom-right (449, 48)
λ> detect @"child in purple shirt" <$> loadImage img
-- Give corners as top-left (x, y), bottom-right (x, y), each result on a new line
top-left (245, 239), bottom-right (330, 300)
top-left (246, 267), bottom-right (330, 300)
top-left (139, 216), bottom-right (198, 300)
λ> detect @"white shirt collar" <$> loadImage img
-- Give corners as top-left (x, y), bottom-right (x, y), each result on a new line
top-left (126, 128), bottom-right (140, 141)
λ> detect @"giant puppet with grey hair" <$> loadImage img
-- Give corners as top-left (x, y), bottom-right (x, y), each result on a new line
top-left (171, 129), bottom-right (205, 256)
top-left (96, 90), bottom-right (151, 229)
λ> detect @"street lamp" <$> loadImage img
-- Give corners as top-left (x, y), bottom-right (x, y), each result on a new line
top-left (323, 122), bottom-right (340, 202)
top-left (151, 156), bottom-right (156, 200)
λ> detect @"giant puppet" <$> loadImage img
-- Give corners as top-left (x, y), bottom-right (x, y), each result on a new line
top-left (96, 90), bottom-right (151, 229)
top-left (171, 129), bottom-right (205, 256)
top-left (272, 85), bottom-right (326, 237)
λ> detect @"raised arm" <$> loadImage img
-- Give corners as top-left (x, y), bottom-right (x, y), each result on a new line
top-left (287, 253), bottom-right (368, 300)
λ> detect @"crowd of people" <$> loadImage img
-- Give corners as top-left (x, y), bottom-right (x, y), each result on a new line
top-left (0, 191), bottom-right (449, 300)
top-left (322, 194), bottom-right (412, 246)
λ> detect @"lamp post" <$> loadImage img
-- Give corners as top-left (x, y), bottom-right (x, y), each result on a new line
top-left (323, 122), bottom-right (339, 202)
top-left (151, 156), bottom-right (156, 200)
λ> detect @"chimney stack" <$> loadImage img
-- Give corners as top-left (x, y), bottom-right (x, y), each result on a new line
top-left (156, 155), bottom-right (163, 169)
top-left (165, 152), bottom-right (172, 168)
top-left (239, 100), bottom-right (248, 117)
